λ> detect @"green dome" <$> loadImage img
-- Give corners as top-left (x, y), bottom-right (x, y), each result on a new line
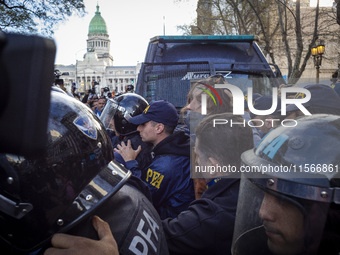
top-left (88, 4), bottom-right (107, 35)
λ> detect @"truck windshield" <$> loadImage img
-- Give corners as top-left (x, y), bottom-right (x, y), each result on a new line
top-left (141, 70), bottom-right (276, 109)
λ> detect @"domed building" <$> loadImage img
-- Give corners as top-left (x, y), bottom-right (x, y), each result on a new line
top-left (86, 4), bottom-right (112, 65)
top-left (55, 4), bottom-right (139, 96)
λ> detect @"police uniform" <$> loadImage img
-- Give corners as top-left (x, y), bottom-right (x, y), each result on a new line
top-left (126, 131), bottom-right (195, 220)
top-left (125, 100), bottom-right (195, 220)
top-left (162, 177), bottom-right (240, 255)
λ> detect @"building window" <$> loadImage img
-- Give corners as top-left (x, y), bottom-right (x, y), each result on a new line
top-left (125, 71), bottom-right (129, 74)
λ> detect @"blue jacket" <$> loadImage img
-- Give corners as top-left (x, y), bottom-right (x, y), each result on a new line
top-left (162, 176), bottom-right (240, 255)
top-left (126, 131), bottom-right (195, 219)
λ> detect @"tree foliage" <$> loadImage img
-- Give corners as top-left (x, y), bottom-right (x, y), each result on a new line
top-left (0, 0), bottom-right (86, 36)
top-left (178, 0), bottom-right (339, 84)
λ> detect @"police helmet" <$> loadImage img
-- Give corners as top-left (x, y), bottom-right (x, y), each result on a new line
top-left (0, 89), bottom-right (131, 252)
top-left (232, 114), bottom-right (340, 255)
top-left (100, 93), bottom-right (148, 136)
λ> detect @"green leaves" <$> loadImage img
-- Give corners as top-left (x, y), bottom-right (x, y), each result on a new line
top-left (0, 0), bottom-right (86, 36)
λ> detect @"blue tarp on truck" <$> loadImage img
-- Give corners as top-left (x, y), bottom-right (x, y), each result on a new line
top-left (136, 35), bottom-right (285, 109)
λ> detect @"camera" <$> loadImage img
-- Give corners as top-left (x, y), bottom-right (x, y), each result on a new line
top-left (88, 88), bottom-right (96, 94)
top-left (54, 69), bottom-right (69, 84)
top-left (0, 32), bottom-right (56, 156)
top-left (54, 69), bottom-right (62, 80)
top-left (126, 84), bottom-right (134, 92)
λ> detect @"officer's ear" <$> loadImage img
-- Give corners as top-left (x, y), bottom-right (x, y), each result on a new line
top-left (155, 123), bottom-right (165, 134)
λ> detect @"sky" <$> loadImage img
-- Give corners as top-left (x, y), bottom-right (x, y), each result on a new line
top-left (52, 0), bottom-right (198, 66)
top-left (310, 0), bottom-right (334, 7)
top-left (53, 0), bottom-right (334, 66)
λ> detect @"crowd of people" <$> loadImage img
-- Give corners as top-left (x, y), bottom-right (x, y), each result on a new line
top-left (1, 74), bottom-right (340, 255)
top-left (56, 80), bottom-right (135, 119)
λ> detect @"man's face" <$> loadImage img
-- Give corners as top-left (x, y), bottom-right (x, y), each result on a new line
top-left (137, 121), bottom-right (158, 144)
top-left (252, 116), bottom-right (268, 133)
top-left (92, 101), bottom-right (98, 111)
top-left (252, 116), bottom-right (278, 134)
top-left (259, 192), bottom-right (305, 255)
top-left (285, 110), bottom-right (304, 120)
top-left (97, 99), bottom-right (106, 111)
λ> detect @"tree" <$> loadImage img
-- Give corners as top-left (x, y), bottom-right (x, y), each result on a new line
top-left (273, 0), bottom-right (316, 83)
top-left (179, 0), bottom-right (281, 64)
top-left (274, 0), bottom-right (339, 84)
top-left (0, 0), bottom-right (86, 36)
top-left (178, 0), bottom-right (339, 84)
top-left (337, 0), bottom-right (340, 25)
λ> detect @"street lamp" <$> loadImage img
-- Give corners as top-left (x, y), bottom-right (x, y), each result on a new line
top-left (311, 41), bottom-right (325, 84)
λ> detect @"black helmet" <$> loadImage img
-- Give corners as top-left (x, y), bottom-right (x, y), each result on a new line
top-left (126, 84), bottom-right (134, 92)
top-left (232, 114), bottom-right (340, 255)
top-left (100, 93), bottom-right (148, 136)
top-left (0, 90), bottom-right (131, 252)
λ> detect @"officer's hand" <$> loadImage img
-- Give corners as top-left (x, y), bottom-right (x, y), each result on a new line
top-left (44, 216), bottom-right (119, 255)
top-left (114, 140), bottom-right (141, 161)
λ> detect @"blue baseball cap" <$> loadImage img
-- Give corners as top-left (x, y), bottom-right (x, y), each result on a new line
top-left (244, 93), bottom-right (262, 110)
top-left (285, 84), bottom-right (340, 113)
top-left (129, 100), bottom-right (179, 126)
top-left (250, 95), bottom-right (281, 118)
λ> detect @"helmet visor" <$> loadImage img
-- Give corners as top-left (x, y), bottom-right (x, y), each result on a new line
top-left (232, 174), bottom-right (330, 255)
top-left (99, 99), bottom-right (118, 131)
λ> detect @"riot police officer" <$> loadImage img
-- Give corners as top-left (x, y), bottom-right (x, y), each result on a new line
top-left (100, 93), bottom-right (153, 174)
top-left (0, 89), bottom-right (169, 255)
top-left (232, 114), bottom-right (340, 255)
